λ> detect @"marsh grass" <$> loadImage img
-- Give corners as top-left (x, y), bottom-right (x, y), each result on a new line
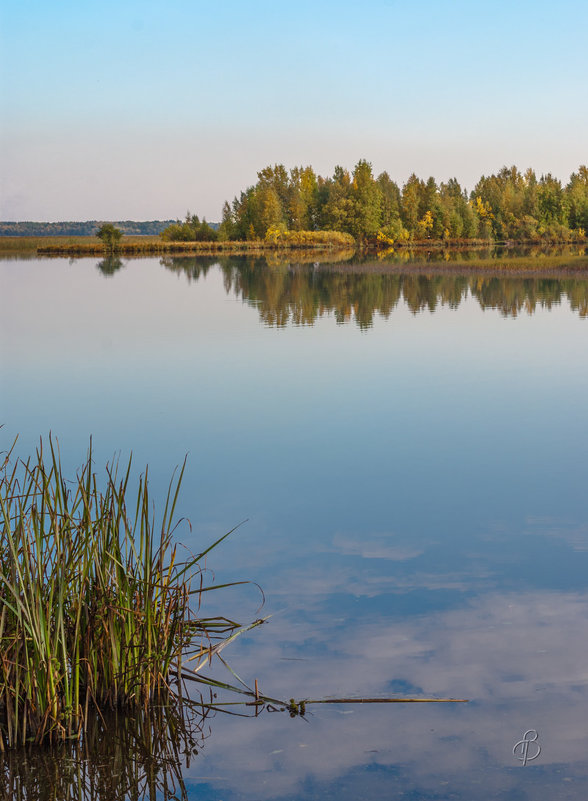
top-left (0, 438), bottom-right (247, 749)
top-left (1, 233), bottom-right (356, 256)
top-left (0, 236), bottom-right (161, 256)
top-left (0, 237), bottom-right (156, 254)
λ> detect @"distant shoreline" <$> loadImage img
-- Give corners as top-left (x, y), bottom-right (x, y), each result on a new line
top-left (1, 234), bottom-right (586, 259)
top-left (37, 240), bottom-right (350, 256)
top-left (0, 234), bottom-right (352, 256)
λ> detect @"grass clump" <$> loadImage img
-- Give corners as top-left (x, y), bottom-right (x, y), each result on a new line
top-left (0, 438), bottom-right (243, 749)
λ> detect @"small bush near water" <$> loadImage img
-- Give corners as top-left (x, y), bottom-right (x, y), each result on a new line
top-left (0, 438), bottom-right (243, 749)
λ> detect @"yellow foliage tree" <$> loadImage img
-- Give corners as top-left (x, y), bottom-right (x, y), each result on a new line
top-left (475, 196), bottom-right (494, 219)
top-left (417, 210), bottom-right (434, 238)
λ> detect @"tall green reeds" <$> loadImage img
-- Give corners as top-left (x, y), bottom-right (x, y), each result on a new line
top-left (0, 438), bottom-right (242, 749)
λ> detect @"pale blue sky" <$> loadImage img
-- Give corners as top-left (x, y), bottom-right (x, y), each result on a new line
top-left (1, 0), bottom-right (587, 221)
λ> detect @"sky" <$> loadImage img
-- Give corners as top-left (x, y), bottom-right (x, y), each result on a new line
top-left (1, 0), bottom-right (587, 222)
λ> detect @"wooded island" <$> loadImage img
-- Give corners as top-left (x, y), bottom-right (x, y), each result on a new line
top-left (162, 161), bottom-right (588, 246)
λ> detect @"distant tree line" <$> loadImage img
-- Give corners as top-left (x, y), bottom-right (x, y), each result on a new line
top-left (0, 221), bottom-right (175, 237)
top-left (211, 162), bottom-right (588, 245)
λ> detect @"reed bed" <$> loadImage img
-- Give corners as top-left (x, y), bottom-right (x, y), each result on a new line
top-left (0, 438), bottom-right (244, 750)
top-left (5, 232), bottom-right (356, 256)
top-left (36, 241), bottom-right (355, 256)
top-left (0, 236), bottom-right (159, 255)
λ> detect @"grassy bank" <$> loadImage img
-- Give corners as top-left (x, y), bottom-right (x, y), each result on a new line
top-left (0, 231), bottom-right (356, 256)
top-left (2, 236), bottom-right (586, 276)
top-left (0, 236), bottom-right (162, 256)
top-left (0, 439), bottom-right (247, 749)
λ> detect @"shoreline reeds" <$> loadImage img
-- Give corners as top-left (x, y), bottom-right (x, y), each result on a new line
top-left (0, 438), bottom-right (244, 749)
top-left (35, 239), bottom-right (355, 256)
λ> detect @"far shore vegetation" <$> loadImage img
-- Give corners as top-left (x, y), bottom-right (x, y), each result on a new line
top-left (209, 162), bottom-right (588, 246)
top-left (0, 220), bottom-right (174, 237)
top-left (1, 162), bottom-right (586, 258)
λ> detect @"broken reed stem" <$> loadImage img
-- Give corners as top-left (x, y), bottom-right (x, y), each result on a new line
top-left (304, 698), bottom-right (468, 704)
top-left (175, 669), bottom-right (468, 713)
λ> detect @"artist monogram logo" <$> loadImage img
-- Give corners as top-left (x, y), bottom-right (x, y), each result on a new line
top-left (513, 730), bottom-right (541, 766)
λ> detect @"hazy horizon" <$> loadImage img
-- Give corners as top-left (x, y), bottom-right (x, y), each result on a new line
top-left (1, 0), bottom-right (587, 223)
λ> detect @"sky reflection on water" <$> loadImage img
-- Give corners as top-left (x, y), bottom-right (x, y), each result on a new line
top-left (1, 254), bottom-right (587, 799)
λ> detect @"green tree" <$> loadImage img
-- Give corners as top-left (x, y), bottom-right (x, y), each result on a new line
top-left (401, 174), bottom-right (425, 235)
top-left (233, 188), bottom-right (258, 240)
top-left (96, 223), bottom-right (123, 251)
top-left (537, 173), bottom-right (567, 228)
top-left (320, 166), bottom-right (354, 233)
top-left (288, 166), bottom-right (319, 230)
top-left (377, 171), bottom-right (402, 228)
top-left (566, 166), bottom-right (588, 232)
top-left (349, 159), bottom-right (382, 240)
top-left (257, 165), bottom-right (290, 214)
top-left (218, 201), bottom-right (236, 241)
top-left (256, 185), bottom-right (284, 236)
top-left (439, 179), bottom-right (467, 238)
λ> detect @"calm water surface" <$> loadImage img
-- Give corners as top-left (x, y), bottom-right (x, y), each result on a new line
top-left (1, 252), bottom-right (588, 799)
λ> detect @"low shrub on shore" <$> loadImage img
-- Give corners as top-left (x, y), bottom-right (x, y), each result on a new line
top-left (264, 227), bottom-right (355, 248)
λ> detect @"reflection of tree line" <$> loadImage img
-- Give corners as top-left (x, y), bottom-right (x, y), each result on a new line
top-left (160, 256), bottom-right (588, 327)
top-left (372, 243), bottom-right (586, 263)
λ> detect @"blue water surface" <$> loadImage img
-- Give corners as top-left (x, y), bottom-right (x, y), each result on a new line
top-left (1, 254), bottom-right (588, 799)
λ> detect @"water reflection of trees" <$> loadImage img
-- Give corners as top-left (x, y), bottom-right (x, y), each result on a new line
top-left (370, 243), bottom-right (587, 264)
top-left (96, 256), bottom-right (125, 276)
top-left (160, 256), bottom-right (588, 328)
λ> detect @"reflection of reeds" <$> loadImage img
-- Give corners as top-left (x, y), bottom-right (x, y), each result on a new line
top-left (0, 696), bottom-right (212, 801)
top-left (0, 438), bottom-right (244, 749)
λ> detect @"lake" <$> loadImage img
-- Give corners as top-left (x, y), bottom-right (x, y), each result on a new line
top-left (1, 249), bottom-right (588, 800)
